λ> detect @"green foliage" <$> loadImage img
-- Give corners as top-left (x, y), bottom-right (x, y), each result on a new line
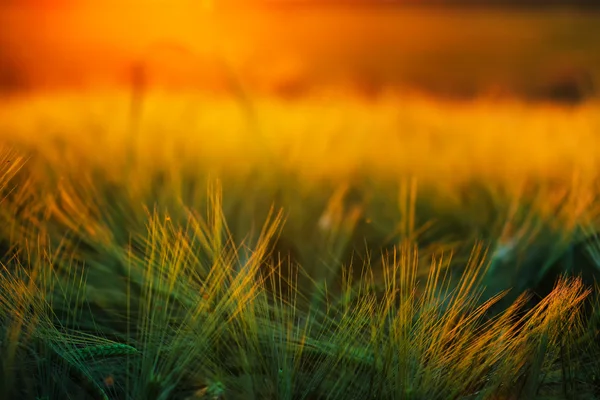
top-left (0, 137), bottom-right (599, 400)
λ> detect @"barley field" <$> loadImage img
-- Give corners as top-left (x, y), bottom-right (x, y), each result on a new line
top-left (1, 4), bottom-right (600, 400)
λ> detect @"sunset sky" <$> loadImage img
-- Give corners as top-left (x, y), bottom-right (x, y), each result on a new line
top-left (2, 0), bottom-right (598, 97)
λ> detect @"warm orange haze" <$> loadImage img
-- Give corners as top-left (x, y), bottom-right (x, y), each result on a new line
top-left (2, 3), bottom-right (599, 99)
top-left (1, 2), bottom-right (600, 400)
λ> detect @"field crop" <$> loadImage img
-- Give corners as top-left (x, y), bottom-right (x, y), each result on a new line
top-left (0, 90), bottom-right (600, 399)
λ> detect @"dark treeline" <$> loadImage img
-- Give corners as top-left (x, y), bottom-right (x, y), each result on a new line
top-left (258, 0), bottom-right (600, 9)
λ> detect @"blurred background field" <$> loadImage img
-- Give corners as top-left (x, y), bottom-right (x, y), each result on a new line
top-left (1, 90), bottom-right (600, 312)
top-left (2, 2), bottom-right (600, 399)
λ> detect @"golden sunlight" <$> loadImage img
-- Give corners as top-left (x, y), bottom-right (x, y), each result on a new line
top-left (1, 2), bottom-right (600, 399)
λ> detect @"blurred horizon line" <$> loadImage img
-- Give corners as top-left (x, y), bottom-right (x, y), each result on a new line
top-left (3, 0), bottom-right (600, 11)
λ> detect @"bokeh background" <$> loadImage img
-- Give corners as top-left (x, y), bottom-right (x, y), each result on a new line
top-left (1, 1), bottom-right (599, 103)
top-left (2, 4), bottom-right (600, 399)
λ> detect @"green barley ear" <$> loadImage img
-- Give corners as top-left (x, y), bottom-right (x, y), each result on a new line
top-left (60, 343), bottom-right (139, 399)
top-left (69, 343), bottom-right (139, 361)
top-left (31, 340), bottom-right (139, 400)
